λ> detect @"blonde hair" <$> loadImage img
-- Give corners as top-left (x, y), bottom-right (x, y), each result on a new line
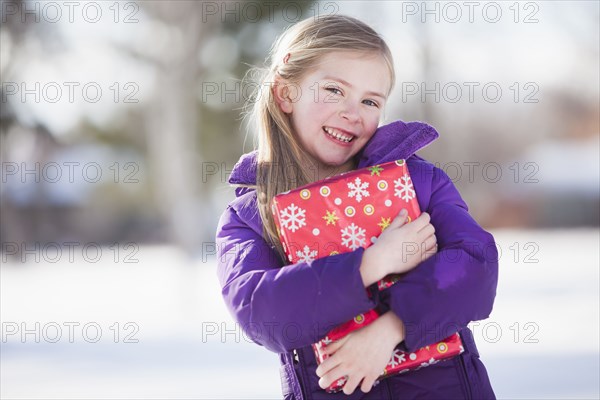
top-left (243, 15), bottom-right (395, 262)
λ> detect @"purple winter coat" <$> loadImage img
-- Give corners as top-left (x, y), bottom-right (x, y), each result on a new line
top-left (216, 120), bottom-right (498, 399)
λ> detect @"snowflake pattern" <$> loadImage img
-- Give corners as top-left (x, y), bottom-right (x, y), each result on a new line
top-left (394, 174), bottom-right (415, 202)
top-left (341, 223), bottom-right (366, 250)
top-left (335, 377), bottom-right (347, 387)
top-left (279, 203), bottom-right (306, 232)
top-left (271, 160), bottom-right (461, 390)
top-left (388, 349), bottom-right (406, 368)
top-left (419, 357), bottom-right (439, 369)
top-left (347, 177), bottom-right (370, 202)
top-left (296, 245), bottom-right (317, 262)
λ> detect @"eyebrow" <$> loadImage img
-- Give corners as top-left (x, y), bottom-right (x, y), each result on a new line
top-left (321, 75), bottom-right (386, 99)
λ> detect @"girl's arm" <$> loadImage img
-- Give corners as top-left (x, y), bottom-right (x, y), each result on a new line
top-left (379, 165), bottom-right (499, 352)
top-left (216, 201), bottom-right (382, 354)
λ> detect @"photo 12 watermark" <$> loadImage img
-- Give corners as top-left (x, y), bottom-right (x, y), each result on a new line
top-left (200, 1), bottom-right (339, 23)
top-left (1, 1), bottom-right (140, 24)
top-left (2, 161), bottom-right (140, 184)
top-left (1, 242), bottom-right (140, 264)
top-left (468, 320), bottom-right (540, 344)
top-left (200, 239), bottom-right (539, 265)
top-left (433, 161), bottom-right (539, 184)
top-left (2, 321), bottom-right (140, 344)
top-left (400, 81), bottom-right (540, 104)
top-left (399, 1), bottom-right (540, 24)
top-left (199, 160), bottom-right (540, 186)
top-left (198, 80), bottom-right (540, 106)
top-left (1, 82), bottom-right (140, 104)
top-left (200, 320), bottom-right (540, 345)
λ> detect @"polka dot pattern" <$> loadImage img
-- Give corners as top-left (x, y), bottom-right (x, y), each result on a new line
top-left (300, 189), bottom-right (311, 200)
top-left (320, 186), bottom-right (331, 197)
top-left (270, 159), bottom-right (464, 392)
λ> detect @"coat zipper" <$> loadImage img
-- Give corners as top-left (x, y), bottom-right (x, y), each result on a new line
top-left (293, 349), bottom-right (309, 400)
top-left (384, 377), bottom-right (393, 399)
top-left (457, 355), bottom-right (473, 399)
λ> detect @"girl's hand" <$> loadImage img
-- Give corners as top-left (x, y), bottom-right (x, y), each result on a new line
top-left (360, 210), bottom-right (437, 283)
top-left (315, 312), bottom-right (405, 395)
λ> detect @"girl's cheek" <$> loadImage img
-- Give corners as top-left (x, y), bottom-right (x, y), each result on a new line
top-left (367, 117), bottom-right (379, 131)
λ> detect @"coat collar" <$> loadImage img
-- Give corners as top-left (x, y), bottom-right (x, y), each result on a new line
top-left (228, 120), bottom-right (439, 187)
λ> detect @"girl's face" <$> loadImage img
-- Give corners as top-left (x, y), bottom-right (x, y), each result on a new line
top-left (276, 51), bottom-right (391, 179)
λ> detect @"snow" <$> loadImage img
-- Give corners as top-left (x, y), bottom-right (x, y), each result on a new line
top-left (1, 229), bottom-right (599, 399)
top-left (516, 136), bottom-right (600, 196)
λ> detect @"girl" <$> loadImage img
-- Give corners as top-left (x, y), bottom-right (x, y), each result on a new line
top-left (216, 15), bottom-right (498, 399)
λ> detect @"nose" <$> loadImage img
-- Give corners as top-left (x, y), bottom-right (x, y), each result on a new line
top-left (339, 100), bottom-right (361, 124)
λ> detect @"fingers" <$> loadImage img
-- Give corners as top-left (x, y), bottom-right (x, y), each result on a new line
top-left (316, 351), bottom-right (342, 378)
top-left (322, 336), bottom-right (349, 357)
top-left (410, 212), bottom-right (431, 231)
top-left (423, 233), bottom-right (437, 251)
top-left (342, 373), bottom-right (362, 396)
top-left (318, 365), bottom-right (347, 390)
top-left (387, 208), bottom-right (408, 230)
top-left (421, 235), bottom-right (438, 262)
top-left (360, 375), bottom-right (378, 394)
top-left (389, 211), bottom-right (432, 235)
top-left (418, 222), bottom-right (435, 238)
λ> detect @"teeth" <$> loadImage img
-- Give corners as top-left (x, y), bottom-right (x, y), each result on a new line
top-left (324, 127), bottom-right (353, 143)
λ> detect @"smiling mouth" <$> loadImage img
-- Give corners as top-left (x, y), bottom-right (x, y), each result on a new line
top-left (322, 126), bottom-right (355, 143)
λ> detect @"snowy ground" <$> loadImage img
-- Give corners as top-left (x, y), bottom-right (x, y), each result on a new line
top-left (1, 229), bottom-right (599, 399)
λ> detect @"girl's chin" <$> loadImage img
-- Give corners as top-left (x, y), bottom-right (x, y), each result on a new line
top-left (316, 155), bottom-right (356, 171)
top-left (318, 156), bottom-right (349, 167)
top-left (319, 147), bottom-right (355, 162)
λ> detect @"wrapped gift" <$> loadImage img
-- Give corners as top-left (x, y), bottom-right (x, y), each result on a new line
top-left (271, 159), bottom-right (463, 393)
top-left (271, 159), bottom-right (420, 288)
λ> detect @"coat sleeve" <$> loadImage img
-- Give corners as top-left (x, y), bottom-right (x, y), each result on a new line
top-left (379, 166), bottom-right (499, 352)
top-left (215, 203), bottom-right (378, 354)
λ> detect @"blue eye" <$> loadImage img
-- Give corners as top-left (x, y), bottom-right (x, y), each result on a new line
top-left (363, 99), bottom-right (379, 107)
top-left (325, 87), bottom-right (342, 95)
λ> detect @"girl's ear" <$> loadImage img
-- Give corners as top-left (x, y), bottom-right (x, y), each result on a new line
top-left (272, 77), bottom-right (295, 114)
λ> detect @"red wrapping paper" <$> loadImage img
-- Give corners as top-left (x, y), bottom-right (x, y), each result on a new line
top-left (271, 159), bottom-right (463, 393)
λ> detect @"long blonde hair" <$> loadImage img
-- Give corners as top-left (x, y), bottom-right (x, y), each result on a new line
top-left (243, 15), bottom-right (395, 262)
